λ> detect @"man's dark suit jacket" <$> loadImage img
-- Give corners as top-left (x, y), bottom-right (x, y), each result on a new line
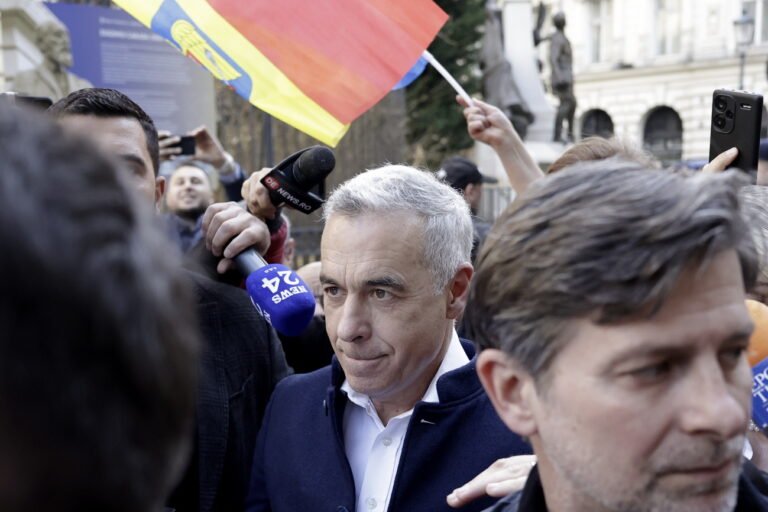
top-left (245, 340), bottom-right (531, 512)
top-left (168, 272), bottom-right (290, 512)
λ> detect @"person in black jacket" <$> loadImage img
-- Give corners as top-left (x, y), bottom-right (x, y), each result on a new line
top-left (0, 103), bottom-right (197, 512)
top-left (49, 88), bottom-right (290, 512)
top-left (246, 165), bottom-right (530, 512)
top-left (471, 160), bottom-right (768, 512)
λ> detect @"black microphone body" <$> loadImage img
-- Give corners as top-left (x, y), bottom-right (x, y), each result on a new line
top-left (260, 145), bottom-right (335, 215)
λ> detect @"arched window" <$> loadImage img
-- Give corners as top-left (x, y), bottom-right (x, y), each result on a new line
top-left (580, 109), bottom-right (614, 139)
top-left (643, 106), bottom-right (683, 166)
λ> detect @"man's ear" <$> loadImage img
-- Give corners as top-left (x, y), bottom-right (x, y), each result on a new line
top-left (477, 349), bottom-right (538, 437)
top-left (446, 263), bottom-right (473, 320)
top-left (154, 175), bottom-right (166, 210)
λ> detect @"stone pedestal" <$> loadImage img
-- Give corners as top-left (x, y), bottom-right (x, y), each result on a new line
top-left (502, 0), bottom-right (555, 143)
top-left (473, 0), bottom-right (566, 186)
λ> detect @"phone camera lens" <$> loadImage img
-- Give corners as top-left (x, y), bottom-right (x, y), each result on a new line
top-left (713, 115), bottom-right (726, 129)
top-left (714, 97), bottom-right (728, 112)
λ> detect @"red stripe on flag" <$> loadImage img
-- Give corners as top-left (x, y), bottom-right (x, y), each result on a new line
top-left (208, 0), bottom-right (447, 124)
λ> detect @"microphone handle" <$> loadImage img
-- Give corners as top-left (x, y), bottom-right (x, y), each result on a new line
top-left (234, 249), bottom-right (268, 276)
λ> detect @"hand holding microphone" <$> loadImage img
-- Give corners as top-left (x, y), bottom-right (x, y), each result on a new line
top-left (209, 145), bottom-right (336, 336)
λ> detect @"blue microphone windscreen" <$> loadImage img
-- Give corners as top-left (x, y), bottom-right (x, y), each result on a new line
top-left (245, 263), bottom-right (316, 336)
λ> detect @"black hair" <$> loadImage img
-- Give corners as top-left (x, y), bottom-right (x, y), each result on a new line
top-left (0, 103), bottom-right (198, 512)
top-left (48, 88), bottom-right (160, 175)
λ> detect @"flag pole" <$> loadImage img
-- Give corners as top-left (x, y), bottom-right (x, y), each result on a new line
top-left (421, 49), bottom-right (473, 105)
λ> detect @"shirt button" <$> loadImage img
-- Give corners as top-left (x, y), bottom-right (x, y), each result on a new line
top-left (367, 497), bottom-right (377, 509)
top-left (382, 437), bottom-right (392, 446)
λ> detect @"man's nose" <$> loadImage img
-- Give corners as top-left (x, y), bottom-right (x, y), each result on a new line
top-left (677, 357), bottom-right (750, 440)
top-left (335, 295), bottom-right (371, 343)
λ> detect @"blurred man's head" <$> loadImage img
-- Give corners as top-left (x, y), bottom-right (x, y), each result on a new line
top-left (553, 11), bottom-right (566, 30)
top-left (166, 161), bottom-right (215, 221)
top-left (48, 88), bottom-right (163, 205)
top-left (438, 156), bottom-right (497, 212)
top-left (0, 104), bottom-right (198, 512)
top-left (547, 136), bottom-right (659, 174)
top-left (473, 161), bottom-right (757, 512)
top-left (321, 165), bottom-right (473, 421)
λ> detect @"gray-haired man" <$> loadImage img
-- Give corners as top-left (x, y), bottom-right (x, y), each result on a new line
top-left (473, 161), bottom-right (768, 512)
top-left (245, 165), bottom-right (530, 512)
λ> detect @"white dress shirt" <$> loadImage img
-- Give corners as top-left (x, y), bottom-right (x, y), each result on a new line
top-left (340, 330), bottom-right (469, 512)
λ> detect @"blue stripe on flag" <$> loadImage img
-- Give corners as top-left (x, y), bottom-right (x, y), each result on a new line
top-left (150, 0), bottom-right (253, 99)
top-left (392, 56), bottom-right (428, 90)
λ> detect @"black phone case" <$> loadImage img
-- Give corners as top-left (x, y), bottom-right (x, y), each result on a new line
top-left (178, 136), bottom-right (196, 155)
top-left (709, 89), bottom-right (763, 174)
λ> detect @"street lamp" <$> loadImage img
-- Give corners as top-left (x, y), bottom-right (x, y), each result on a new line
top-left (734, 9), bottom-right (755, 89)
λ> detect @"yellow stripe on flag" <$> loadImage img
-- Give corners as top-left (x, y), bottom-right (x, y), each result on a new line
top-left (113, 0), bottom-right (164, 27)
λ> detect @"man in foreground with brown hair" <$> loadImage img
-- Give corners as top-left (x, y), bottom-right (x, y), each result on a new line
top-left (471, 161), bottom-right (768, 512)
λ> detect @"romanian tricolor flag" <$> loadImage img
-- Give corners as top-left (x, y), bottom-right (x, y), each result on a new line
top-left (112, 0), bottom-right (448, 146)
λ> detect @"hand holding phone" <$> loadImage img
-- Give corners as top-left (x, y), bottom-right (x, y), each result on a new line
top-left (158, 132), bottom-right (196, 161)
top-left (709, 89), bottom-right (763, 178)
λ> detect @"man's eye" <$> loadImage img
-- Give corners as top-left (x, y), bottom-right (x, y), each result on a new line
top-left (128, 164), bottom-right (146, 177)
top-left (720, 346), bottom-right (747, 368)
top-left (324, 286), bottom-right (340, 297)
top-left (630, 361), bottom-right (672, 381)
top-left (373, 289), bottom-right (390, 299)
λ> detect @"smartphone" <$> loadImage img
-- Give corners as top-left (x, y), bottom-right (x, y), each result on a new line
top-left (709, 89), bottom-right (763, 178)
top-left (172, 135), bottom-right (196, 156)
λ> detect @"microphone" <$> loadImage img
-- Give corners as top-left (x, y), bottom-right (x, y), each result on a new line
top-left (748, 299), bottom-right (768, 430)
top-left (260, 145), bottom-right (335, 214)
top-left (229, 145), bottom-right (335, 336)
top-left (234, 251), bottom-right (316, 337)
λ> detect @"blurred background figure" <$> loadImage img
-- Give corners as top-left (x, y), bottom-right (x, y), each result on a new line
top-left (159, 125), bottom-right (246, 202)
top-left (276, 260), bottom-right (334, 374)
top-left (164, 160), bottom-right (216, 253)
top-left (0, 103), bottom-right (198, 512)
top-left (758, 139), bottom-right (768, 186)
top-left (438, 155), bottom-right (498, 263)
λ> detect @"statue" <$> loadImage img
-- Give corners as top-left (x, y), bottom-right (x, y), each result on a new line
top-left (11, 21), bottom-right (92, 101)
top-left (549, 12), bottom-right (577, 142)
top-left (480, 0), bottom-right (533, 138)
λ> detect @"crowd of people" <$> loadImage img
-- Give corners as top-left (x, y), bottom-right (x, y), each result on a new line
top-left (2, 83), bottom-right (768, 512)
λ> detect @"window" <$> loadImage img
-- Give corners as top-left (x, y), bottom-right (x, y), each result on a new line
top-left (742, 0), bottom-right (768, 43)
top-left (643, 106), bottom-right (683, 166)
top-left (656, 0), bottom-right (681, 55)
top-left (581, 109), bottom-right (614, 139)
top-left (587, 0), bottom-right (610, 63)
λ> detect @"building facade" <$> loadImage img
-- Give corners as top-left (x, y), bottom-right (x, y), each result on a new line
top-left (531, 0), bottom-right (768, 164)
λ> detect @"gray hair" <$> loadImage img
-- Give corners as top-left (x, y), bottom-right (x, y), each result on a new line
top-left (740, 185), bottom-right (768, 282)
top-left (468, 159), bottom-right (758, 382)
top-left (323, 164), bottom-right (473, 292)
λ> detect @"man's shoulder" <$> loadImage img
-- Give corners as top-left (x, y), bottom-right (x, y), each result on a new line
top-left (264, 365), bottom-right (334, 423)
top-left (187, 270), bottom-right (250, 307)
top-left (273, 365), bottom-right (333, 396)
